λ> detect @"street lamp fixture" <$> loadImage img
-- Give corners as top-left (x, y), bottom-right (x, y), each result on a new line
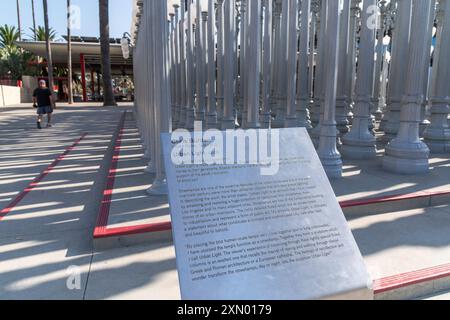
top-left (121, 32), bottom-right (132, 60)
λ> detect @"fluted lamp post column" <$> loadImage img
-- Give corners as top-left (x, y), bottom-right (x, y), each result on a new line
top-left (201, 10), bottom-right (208, 120)
top-left (383, 0), bottom-right (412, 141)
top-left (173, 5), bottom-right (181, 129)
top-left (195, 0), bottom-right (207, 123)
top-left (318, 0), bottom-right (342, 179)
top-left (144, 0), bottom-right (157, 174)
top-left (221, 0), bottom-right (236, 130)
top-left (308, 0), bottom-right (319, 112)
top-left (377, 35), bottom-right (392, 129)
top-left (372, 0), bottom-right (389, 122)
top-left (260, 0), bottom-right (273, 128)
top-left (169, 13), bottom-right (177, 128)
top-left (383, 0), bottom-right (433, 174)
top-left (186, 0), bottom-right (196, 130)
top-left (419, 0), bottom-right (436, 137)
top-left (311, 0), bottom-right (328, 147)
top-left (238, 0), bottom-right (248, 128)
top-left (140, 4), bottom-right (151, 161)
top-left (285, 0), bottom-right (299, 128)
top-left (271, 1), bottom-right (283, 126)
top-left (216, 0), bottom-right (225, 124)
top-left (148, 0), bottom-right (172, 195)
top-left (335, 0), bottom-right (351, 134)
top-left (307, 1), bottom-right (318, 127)
top-left (179, 2), bottom-right (188, 128)
top-left (245, 0), bottom-right (262, 129)
top-left (296, 0), bottom-right (312, 129)
top-left (341, 0), bottom-right (377, 160)
top-left (309, 0), bottom-right (322, 127)
top-left (379, 3), bottom-right (395, 131)
top-left (345, 0), bottom-right (361, 124)
top-left (429, 4), bottom-right (444, 113)
top-left (206, 0), bottom-right (218, 129)
top-left (272, 0), bottom-right (289, 128)
top-left (424, 0), bottom-right (450, 153)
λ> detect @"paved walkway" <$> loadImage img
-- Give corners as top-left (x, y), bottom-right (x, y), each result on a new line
top-left (100, 113), bottom-right (450, 231)
top-left (0, 104), bottom-right (449, 300)
top-left (86, 204), bottom-right (450, 300)
top-left (105, 114), bottom-right (169, 229)
top-left (0, 104), bottom-right (129, 299)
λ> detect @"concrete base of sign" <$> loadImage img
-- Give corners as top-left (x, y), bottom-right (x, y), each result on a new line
top-left (323, 287), bottom-right (374, 300)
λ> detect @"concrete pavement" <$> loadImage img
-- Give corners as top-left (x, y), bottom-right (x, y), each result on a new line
top-left (1, 104), bottom-right (449, 300)
top-left (0, 104), bottom-right (128, 299)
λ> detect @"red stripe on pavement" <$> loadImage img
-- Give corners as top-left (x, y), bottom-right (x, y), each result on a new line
top-left (94, 111), bottom-right (127, 236)
top-left (0, 133), bottom-right (88, 220)
top-left (94, 221), bottom-right (172, 239)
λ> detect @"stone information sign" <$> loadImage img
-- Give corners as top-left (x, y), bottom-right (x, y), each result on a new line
top-left (162, 127), bottom-right (373, 300)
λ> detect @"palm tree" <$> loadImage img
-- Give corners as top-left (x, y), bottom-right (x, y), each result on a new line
top-left (0, 25), bottom-right (20, 49)
top-left (31, 0), bottom-right (37, 40)
top-left (67, 0), bottom-right (74, 104)
top-left (29, 26), bottom-right (57, 41)
top-left (43, 0), bottom-right (55, 97)
top-left (16, 0), bottom-right (22, 41)
top-left (99, 0), bottom-right (117, 106)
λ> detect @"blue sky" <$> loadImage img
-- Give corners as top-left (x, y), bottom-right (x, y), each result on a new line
top-left (0, 0), bottom-right (133, 40)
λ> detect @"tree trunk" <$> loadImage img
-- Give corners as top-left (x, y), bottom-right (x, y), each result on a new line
top-left (99, 0), bottom-right (117, 106)
top-left (16, 0), bottom-right (22, 41)
top-left (67, 0), bottom-right (74, 104)
top-left (31, 0), bottom-right (37, 40)
top-left (43, 0), bottom-right (55, 99)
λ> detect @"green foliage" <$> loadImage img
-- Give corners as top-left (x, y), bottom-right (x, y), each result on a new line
top-left (29, 26), bottom-right (57, 41)
top-left (0, 25), bottom-right (20, 49)
top-left (0, 24), bottom-right (42, 81)
top-left (0, 46), bottom-right (38, 81)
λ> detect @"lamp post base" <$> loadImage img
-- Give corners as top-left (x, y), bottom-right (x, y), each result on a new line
top-left (147, 177), bottom-right (168, 196)
top-left (383, 140), bottom-right (430, 174)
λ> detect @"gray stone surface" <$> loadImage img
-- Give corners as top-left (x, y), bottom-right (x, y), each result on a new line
top-left (1, 105), bottom-right (450, 300)
top-left (106, 115), bottom-right (170, 229)
top-left (0, 104), bottom-right (128, 299)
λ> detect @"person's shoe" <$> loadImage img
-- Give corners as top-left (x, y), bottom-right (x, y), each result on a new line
top-left (46, 123), bottom-right (52, 128)
top-left (37, 122), bottom-right (42, 129)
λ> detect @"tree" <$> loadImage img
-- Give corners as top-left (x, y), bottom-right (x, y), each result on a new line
top-left (29, 26), bottom-right (57, 41)
top-left (43, 0), bottom-right (55, 97)
top-left (16, 0), bottom-right (22, 41)
top-left (67, 0), bottom-right (74, 104)
top-left (31, 0), bottom-right (37, 40)
top-left (0, 25), bottom-right (20, 49)
top-left (0, 46), bottom-right (36, 80)
top-left (99, 0), bottom-right (117, 106)
top-left (0, 25), bottom-right (38, 81)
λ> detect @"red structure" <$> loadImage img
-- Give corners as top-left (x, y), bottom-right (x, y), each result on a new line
top-left (80, 53), bottom-right (87, 102)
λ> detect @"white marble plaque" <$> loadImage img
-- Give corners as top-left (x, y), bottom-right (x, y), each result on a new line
top-left (161, 127), bottom-right (373, 300)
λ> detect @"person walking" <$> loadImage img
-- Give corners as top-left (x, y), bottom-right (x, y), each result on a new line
top-left (33, 80), bottom-right (55, 129)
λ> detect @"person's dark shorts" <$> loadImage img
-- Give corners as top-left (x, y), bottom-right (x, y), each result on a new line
top-left (37, 105), bottom-right (53, 115)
